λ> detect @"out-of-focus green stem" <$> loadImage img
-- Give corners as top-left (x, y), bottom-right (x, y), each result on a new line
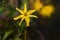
top-left (24, 29), bottom-right (26, 40)
top-left (10, 18), bottom-right (20, 35)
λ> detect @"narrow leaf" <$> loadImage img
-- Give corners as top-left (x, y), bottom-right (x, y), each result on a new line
top-left (3, 30), bottom-right (13, 40)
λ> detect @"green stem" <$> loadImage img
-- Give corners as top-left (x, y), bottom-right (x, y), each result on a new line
top-left (10, 18), bottom-right (20, 35)
top-left (24, 29), bottom-right (26, 40)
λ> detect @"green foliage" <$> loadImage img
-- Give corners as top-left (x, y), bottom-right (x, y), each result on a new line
top-left (0, 7), bottom-right (5, 14)
top-left (3, 30), bottom-right (13, 40)
top-left (19, 22), bottom-right (26, 33)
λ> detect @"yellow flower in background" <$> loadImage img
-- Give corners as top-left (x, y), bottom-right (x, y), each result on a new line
top-left (33, 0), bottom-right (54, 17)
top-left (13, 4), bottom-right (37, 27)
top-left (33, 0), bottom-right (43, 10)
top-left (40, 5), bottom-right (54, 17)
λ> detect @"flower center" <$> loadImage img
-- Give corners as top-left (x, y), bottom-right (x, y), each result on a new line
top-left (24, 13), bottom-right (27, 16)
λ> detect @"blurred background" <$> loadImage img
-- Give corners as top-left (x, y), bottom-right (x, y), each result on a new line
top-left (0, 0), bottom-right (60, 40)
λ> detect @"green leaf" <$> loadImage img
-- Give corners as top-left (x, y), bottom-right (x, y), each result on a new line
top-left (0, 7), bottom-right (5, 13)
top-left (3, 30), bottom-right (13, 40)
top-left (19, 22), bottom-right (26, 33)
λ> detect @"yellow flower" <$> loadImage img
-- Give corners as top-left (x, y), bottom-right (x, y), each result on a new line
top-left (13, 4), bottom-right (38, 27)
top-left (33, 0), bottom-right (54, 17)
top-left (40, 4), bottom-right (54, 17)
top-left (33, 0), bottom-right (43, 10)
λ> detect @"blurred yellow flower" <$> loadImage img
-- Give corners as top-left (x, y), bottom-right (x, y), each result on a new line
top-left (13, 4), bottom-right (37, 27)
top-left (40, 5), bottom-right (54, 17)
top-left (33, 0), bottom-right (54, 17)
top-left (33, 0), bottom-right (43, 10)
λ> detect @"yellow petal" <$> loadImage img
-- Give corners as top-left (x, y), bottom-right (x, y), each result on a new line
top-left (19, 18), bottom-right (24, 26)
top-left (24, 3), bottom-right (27, 13)
top-left (16, 7), bottom-right (24, 14)
top-left (29, 15), bottom-right (38, 18)
top-left (27, 10), bottom-right (36, 15)
top-left (14, 15), bottom-right (23, 20)
top-left (25, 17), bottom-right (30, 27)
top-left (40, 5), bottom-right (54, 17)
